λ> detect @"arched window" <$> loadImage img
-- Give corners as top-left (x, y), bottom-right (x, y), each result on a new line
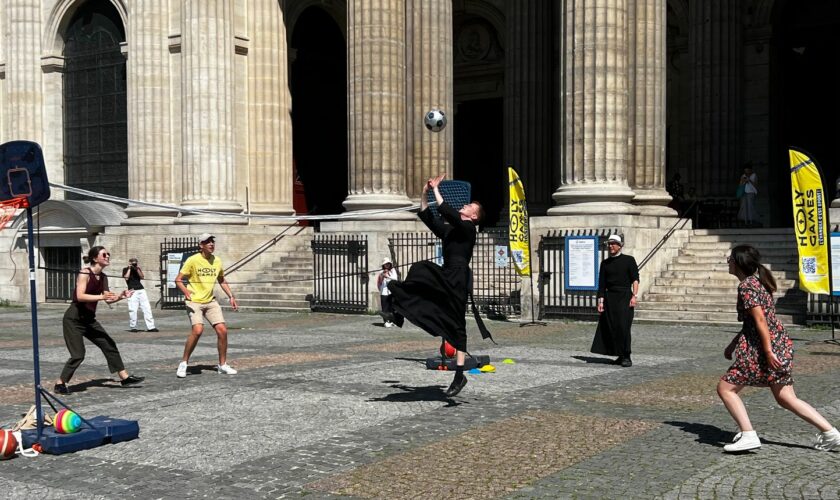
top-left (62, 1), bottom-right (127, 200)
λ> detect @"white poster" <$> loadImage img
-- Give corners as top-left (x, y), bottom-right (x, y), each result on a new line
top-left (495, 245), bottom-right (509, 268)
top-left (166, 252), bottom-right (183, 289)
top-left (566, 237), bottom-right (597, 290)
top-left (831, 233), bottom-right (840, 296)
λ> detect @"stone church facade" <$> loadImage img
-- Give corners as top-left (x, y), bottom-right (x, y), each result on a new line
top-left (0, 0), bottom-right (837, 305)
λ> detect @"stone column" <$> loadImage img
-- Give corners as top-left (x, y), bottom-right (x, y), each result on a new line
top-left (247, 0), bottom-right (294, 216)
top-left (406, 0), bottom-right (453, 200)
top-left (628, 0), bottom-right (673, 215)
top-left (5, 1), bottom-right (42, 143)
top-left (550, 0), bottom-right (637, 215)
top-left (125, 0), bottom-right (177, 221)
top-left (344, 0), bottom-right (413, 215)
top-left (180, 0), bottom-right (241, 214)
top-left (505, 0), bottom-right (553, 215)
top-left (687, 0), bottom-right (741, 197)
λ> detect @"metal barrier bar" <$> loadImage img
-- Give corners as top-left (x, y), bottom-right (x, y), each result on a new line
top-left (311, 234), bottom-right (368, 313)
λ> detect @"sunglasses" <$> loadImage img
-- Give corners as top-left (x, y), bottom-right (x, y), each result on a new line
top-left (99, 252), bottom-right (111, 258)
top-left (607, 242), bottom-right (621, 246)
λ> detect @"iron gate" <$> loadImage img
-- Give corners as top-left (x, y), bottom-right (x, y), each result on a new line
top-left (539, 229), bottom-right (617, 319)
top-left (311, 234), bottom-right (368, 313)
top-left (44, 247), bottom-right (80, 301)
top-left (388, 227), bottom-right (521, 319)
top-left (159, 237), bottom-right (199, 310)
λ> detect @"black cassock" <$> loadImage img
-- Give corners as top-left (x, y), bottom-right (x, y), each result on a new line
top-left (591, 253), bottom-right (639, 358)
top-left (388, 202), bottom-right (492, 352)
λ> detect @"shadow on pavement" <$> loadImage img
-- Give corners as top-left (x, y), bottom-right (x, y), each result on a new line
top-left (664, 421), bottom-right (730, 447)
top-left (187, 364), bottom-right (219, 375)
top-left (67, 378), bottom-right (126, 393)
top-left (368, 383), bottom-right (462, 407)
top-left (572, 355), bottom-right (616, 365)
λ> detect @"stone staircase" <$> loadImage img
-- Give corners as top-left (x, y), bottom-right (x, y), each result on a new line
top-left (229, 234), bottom-right (314, 312)
top-left (635, 228), bottom-right (805, 326)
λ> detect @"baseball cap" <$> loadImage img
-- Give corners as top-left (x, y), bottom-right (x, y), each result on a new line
top-left (382, 258), bottom-right (392, 266)
top-left (607, 234), bottom-right (622, 245)
top-left (199, 233), bottom-right (215, 244)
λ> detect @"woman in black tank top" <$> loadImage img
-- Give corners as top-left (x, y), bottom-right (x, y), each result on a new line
top-left (54, 246), bottom-right (145, 394)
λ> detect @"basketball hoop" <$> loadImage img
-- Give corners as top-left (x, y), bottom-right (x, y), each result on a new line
top-left (0, 197), bottom-right (26, 231)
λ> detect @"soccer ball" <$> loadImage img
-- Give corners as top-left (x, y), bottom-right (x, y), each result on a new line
top-left (424, 108), bottom-right (447, 132)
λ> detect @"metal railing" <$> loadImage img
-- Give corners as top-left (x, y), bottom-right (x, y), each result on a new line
top-left (538, 229), bottom-right (617, 319)
top-left (311, 234), bottom-right (368, 313)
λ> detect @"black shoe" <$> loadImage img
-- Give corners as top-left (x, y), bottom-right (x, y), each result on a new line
top-left (621, 358), bottom-right (633, 368)
top-left (612, 357), bottom-right (623, 365)
top-left (130, 328), bottom-right (139, 332)
top-left (147, 328), bottom-right (159, 332)
top-left (54, 383), bottom-right (70, 395)
top-left (120, 375), bottom-right (145, 386)
top-left (445, 376), bottom-right (468, 397)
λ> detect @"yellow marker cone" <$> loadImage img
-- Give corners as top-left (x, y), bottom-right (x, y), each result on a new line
top-left (502, 358), bottom-right (515, 364)
top-left (479, 364), bottom-right (496, 373)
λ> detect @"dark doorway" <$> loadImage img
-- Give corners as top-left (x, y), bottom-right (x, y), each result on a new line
top-left (62, 1), bottom-right (127, 200)
top-left (772, 0), bottom-right (840, 225)
top-left (453, 98), bottom-right (504, 227)
top-left (290, 7), bottom-right (347, 216)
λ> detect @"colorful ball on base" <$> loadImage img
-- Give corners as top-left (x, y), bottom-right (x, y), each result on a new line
top-left (1, 429), bottom-right (17, 460)
top-left (55, 409), bottom-right (82, 434)
top-left (439, 340), bottom-right (457, 358)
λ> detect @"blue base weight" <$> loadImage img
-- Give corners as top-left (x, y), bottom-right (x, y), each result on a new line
top-left (425, 355), bottom-right (489, 370)
top-left (21, 416), bottom-right (139, 455)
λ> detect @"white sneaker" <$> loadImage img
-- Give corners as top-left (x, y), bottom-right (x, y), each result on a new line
top-left (176, 361), bottom-right (188, 378)
top-left (217, 363), bottom-right (238, 375)
top-left (723, 430), bottom-right (761, 452)
top-left (814, 428), bottom-right (840, 451)
top-left (384, 321), bottom-right (394, 328)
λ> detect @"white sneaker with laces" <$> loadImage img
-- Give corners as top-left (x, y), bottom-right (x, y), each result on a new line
top-left (814, 428), bottom-right (840, 451)
top-left (217, 363), bottom-right (238, 375)
top-left (176, 361), bottom-right (188, 378)
top-left (723, 430), bottom-right (760, 452)
top-left (385, 321), bottom-right (394, 328)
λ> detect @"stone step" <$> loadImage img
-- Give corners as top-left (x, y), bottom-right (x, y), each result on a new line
top-left (692, 228), bottom-right (794, 236)
top-left (685, 240), bottom-right (795, 250)
top-left (652, 276), bottom-right (798, 288)
top-left (233, 298), bottom-right (311, 309)
top-left (644, 292), bottom-right (805, 304)
top-left (667, 261), bottom-right (797, 272)
top-left (636, 301), bottom-right (803, 314)
top-left (236, 284), bottom-right (311, 294)
top-left (236, 291), bottom-right (311, 302)
top-left (634, 308), bottom-right (800, 325)
top-left (688, 233), bottom-right (793, 243)
top-left (658, 270), bottom-right (799, 280)
top-left (681, 247), bottom-right (796, 258)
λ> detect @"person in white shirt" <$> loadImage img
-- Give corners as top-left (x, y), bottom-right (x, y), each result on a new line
top-left (377, 258), bottom-right (399, 327)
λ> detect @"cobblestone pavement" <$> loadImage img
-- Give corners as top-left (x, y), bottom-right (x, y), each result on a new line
top-left (1, 305), bottom-right (839, 499)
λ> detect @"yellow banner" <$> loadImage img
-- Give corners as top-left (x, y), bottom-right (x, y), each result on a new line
top-left (789, 149), bottom-right (830, 294)
top-left (508, 167), bottom-right (530, 276)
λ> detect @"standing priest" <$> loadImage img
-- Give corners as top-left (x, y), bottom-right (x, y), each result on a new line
top-left (591, 234), bottom-right (639, 367)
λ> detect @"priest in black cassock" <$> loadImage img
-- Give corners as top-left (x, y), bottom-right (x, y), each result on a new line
top-left (387, 174), bottom-right (492, 397)
top-left (591, 234), bottom-right (639, 367)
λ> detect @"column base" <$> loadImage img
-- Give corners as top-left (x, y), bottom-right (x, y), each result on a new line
top-left (122, 204), bottom-right (182, 225)
top-left (633, 188), bottom-right (678, 217)
top-left (176, 200), bottom-right (245, 224)
top-left (342, 193), bottom-right (417, 220)
top-left (549, 183), bottom-right (638, 215)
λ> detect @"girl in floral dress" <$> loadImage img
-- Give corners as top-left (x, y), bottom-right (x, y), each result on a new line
top-left (717, 245), bottom-right (840, 452)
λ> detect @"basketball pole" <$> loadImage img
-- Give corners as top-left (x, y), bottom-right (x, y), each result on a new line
top-left (25, 205), bottom-right (46, 442)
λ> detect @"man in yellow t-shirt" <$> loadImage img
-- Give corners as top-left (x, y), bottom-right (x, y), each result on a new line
top-left (174, 233), bottom-right (239, 378)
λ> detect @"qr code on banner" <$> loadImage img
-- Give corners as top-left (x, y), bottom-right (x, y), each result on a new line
top-left (802, 256), bottom-right (817, 275)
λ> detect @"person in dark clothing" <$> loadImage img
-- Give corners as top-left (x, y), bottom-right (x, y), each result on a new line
top-left (388, 174), bottom-right (492, 397)
top-left (591, 234), bottom-right (639, 367)
top-left (54, 246), bottom-right (145, 394)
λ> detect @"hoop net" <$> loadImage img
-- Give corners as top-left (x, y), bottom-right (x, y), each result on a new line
top-left (0, 197), bottom-right (27, 231)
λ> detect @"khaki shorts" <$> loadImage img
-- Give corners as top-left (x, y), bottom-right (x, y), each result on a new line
top-left (185, 300), bottom-right (225, 326)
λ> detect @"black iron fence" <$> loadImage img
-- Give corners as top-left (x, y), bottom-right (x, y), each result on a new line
top-left (311, 234), bottom-right (368, 313)
top-left (388, 227), bottom-right (521, 319)
top-left (538, 228), bottom-right (617, 319)
top-left (44, 247), bottom-right (79, 301)
top-left (159, 237), bottom-right (199, 310)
